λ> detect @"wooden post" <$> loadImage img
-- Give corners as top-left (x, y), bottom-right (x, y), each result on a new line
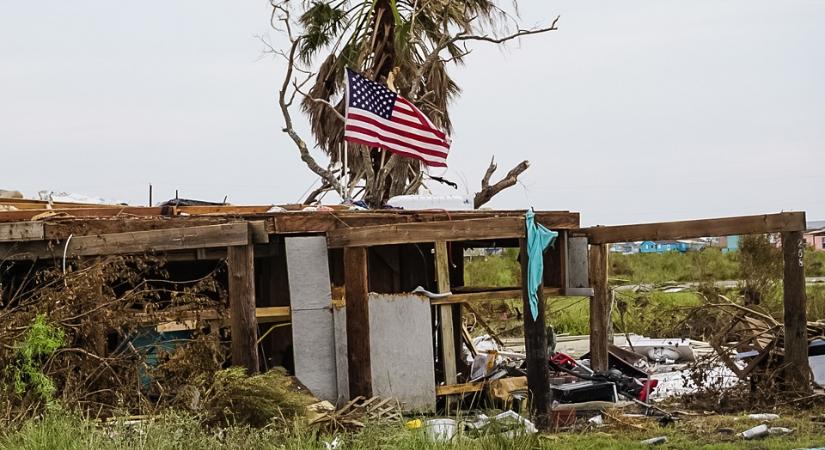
top-left (435, 241), bottom-right (457, 409)
top-left (520, 238), bottom-right (550, 427)
top-left (228, 243), bottom-right (259, 373)
top-left (782, 231), bottom-right (811, 391)
top-left (345, 246), bottom-right (372, 397)
top-left (589, 243), bottom-right (610, 373)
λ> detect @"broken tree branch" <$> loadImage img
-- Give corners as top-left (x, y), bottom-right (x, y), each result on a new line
top-left (473, 158), bottom-right (530, 209)
top-left (276, 8), bottom-right (345, 198)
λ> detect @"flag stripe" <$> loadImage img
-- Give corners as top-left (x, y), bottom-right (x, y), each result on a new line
top-left (344, 134), bottom-right (448, 168)
top-left (345, 124), bottom-right (448, 158)
top-left (348, 112), bottom-right (450, 149)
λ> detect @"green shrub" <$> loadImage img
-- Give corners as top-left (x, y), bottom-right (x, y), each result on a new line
top-left (4, 314), bottom-right (65, 402)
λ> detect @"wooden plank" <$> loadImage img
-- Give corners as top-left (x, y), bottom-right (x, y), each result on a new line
top-left (435, 241), bottom-right (458, 397)
top-left (327, 217), bottom-right (526, 248)
top-left (345, 246), bottom-right (372, 397)
top-left (0, 198), bottom-right (120, 209)
top-left (0, 205), bottom-right (272, 223)
top-left (44, 218), bottom-right (233, 240)
top-left (0, 222), bottom-right (44, 242)
top-left (430, 287), bottom-right (562, 305)
top-left (0, 223), bottom-right (250, 260)
top-left (149, 307), bottom-right (290, 332)
top-left (582, 212), bottom-right (806, 244)
top-left (782, 230), bottom-right (811, 391)
top-left (435, 382), bottom-right (485, 396)
top-left (520, 237), bottom-right (550, 427)
top-left (589, 243), bottom-right (610, 372)
top-left (0, 207), bottom-right (167, 223)
top-left (249, 221), bottom-right (269, 244)
top-left (271, 211), bottom-right (579, 234)
top-left (178, 205), bottom-right (273, 215)
top-left (228, 244), bottom-right (259, 373)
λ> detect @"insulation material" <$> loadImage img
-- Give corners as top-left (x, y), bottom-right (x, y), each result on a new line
top-left (286, 236), bottom-right (338, 402)
top-left (368, 293), bottom-right (436, 412)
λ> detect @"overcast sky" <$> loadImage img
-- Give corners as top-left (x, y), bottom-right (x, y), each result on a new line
top-left (1, 1), bottom-right (823, 226)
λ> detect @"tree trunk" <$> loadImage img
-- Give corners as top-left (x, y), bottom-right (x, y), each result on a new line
top-left (367, 0), bottom-right (398, 207)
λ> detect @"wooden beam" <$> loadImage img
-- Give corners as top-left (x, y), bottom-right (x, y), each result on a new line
top-left (271, 211), bottom-right (580, 234)
top-left (520, 237), bottom-right (550, 427)
top-left (0, 223), bottom-right (250, 260)
top-left (581, 212), bottom-right (806, 244)
top-left (782, 231), bottom-right (811, 391)
top-left (0, 222), bottom-right (44, 242)
top-left (149, 307), bottom-right (291, 332)
top-left (435, 241), bottom-right (458, 408)
top-left (345, 246), bottom-right (372, 397)
top-left (327, 217), bottom-right (525, 248)
top-left (589, 243), bottom-right (610, 372)
top-left (430, 287), bottom-right (562, 305)
top-left (228, 244), bottom-right (259, 373)
top-left (435, 382), bottom-right (485, 396)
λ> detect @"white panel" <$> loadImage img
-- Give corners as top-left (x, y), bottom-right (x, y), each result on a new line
top-left (369, 293), bottom-right (435, 412)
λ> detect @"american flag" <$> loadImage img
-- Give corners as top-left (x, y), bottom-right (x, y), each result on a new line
top-left (344, 68), bottom-right (451, 168)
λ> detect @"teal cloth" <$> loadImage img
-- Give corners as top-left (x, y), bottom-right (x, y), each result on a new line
top-left (526, 210), bottom-right (558, 321)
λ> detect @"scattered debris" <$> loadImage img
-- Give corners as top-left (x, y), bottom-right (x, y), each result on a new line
top-left (640, 436), bottom-right (668, 445)
top-left (425, 418), bottom-right (457, 442)
top-left (309, 396), bottom-right (402, 431)
top-left (740, 424), bottom-right (769, 440)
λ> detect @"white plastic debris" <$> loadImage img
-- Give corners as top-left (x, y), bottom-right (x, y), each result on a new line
top-left (640, 436), bottom-right (668, 445)
top-left (492, 410), bottom-right (538, 437)
top-left (768, 427), bottom-right (793, 435)
top-left (425, 418), bottom-right (457, 442)
top-left (324, 436), bottom-right (342, 450)
top-left (386, 194), bottom-right (473, 210)
top-left (588, 415), bottom-right (604, 426)
top-left (741, 424), bottom-right (769, 440)
top-left (747, 413), bottom-right (780, 421)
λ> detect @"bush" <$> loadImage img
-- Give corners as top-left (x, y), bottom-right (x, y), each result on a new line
top-left (4, 314), bottom-right (64, 402)
top-left (203, 367), bottom-right (313, 428)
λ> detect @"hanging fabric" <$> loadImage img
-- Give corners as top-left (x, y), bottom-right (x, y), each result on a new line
top-left (525, 209), bottom-right (558, 321)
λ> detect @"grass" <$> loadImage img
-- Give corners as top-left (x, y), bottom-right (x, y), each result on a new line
top-left (4, 409), bottom-right (825, 450)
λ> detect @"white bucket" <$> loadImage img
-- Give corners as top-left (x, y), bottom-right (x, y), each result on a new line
top-left (425, 418), bottom-right (457, 441)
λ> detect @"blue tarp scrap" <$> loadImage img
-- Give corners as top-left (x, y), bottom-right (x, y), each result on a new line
top-left (526, 210), bottom-right (558, 321)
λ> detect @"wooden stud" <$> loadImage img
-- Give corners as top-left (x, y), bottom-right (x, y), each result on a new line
top-left (435, 241), bottom-right (457, 389)
top-left (782, 230), bottom-right (811, 391)
top-left (588, 243), bottom-right (610, 373)
top-left (344, 246), bottom-right (372, 397)
top-left (520, 238), bottom-right (550, 427)
top-left (227, 244), bottom-right (259, 373)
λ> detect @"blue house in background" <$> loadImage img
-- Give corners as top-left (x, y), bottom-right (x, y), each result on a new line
top-left (639, 240), bottom-right (691, 254)
top-left (720, 235), bottom-right (739, 253)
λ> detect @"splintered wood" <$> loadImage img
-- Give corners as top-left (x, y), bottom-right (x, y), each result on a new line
top-left (308, 396), bottom-right (402, 430)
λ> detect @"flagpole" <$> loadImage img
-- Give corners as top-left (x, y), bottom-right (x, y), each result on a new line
top-left (343, 141), bottom-right (349, 199)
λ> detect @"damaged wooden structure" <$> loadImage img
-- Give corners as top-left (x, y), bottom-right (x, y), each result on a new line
top-left (0, 205), bottom-right (577, 417)
top-left (0, 202), bottom-right (812, 421)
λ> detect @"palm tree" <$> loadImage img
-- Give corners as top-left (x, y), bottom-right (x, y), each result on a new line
top-left (273, 0), bottom-right (556, 207)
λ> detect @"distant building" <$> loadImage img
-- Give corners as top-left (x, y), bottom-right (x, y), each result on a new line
top-left (805, 229), bottom-right (825, 252)
top-left (717, 235), bottom-right (740, 253)
top-left (610, 242), bottom-right (641, 254)
top-left (639, 240), bottom-right (690, 253)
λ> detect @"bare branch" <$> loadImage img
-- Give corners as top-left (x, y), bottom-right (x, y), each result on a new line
top-left (473, 158), bottom-right (530, 209)
top-left (294, 83), bottom-right (346, 122)
top-left (276, 10), bottom-right (345, 198)
top-left (410, 16), bottom-right (560, 99)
